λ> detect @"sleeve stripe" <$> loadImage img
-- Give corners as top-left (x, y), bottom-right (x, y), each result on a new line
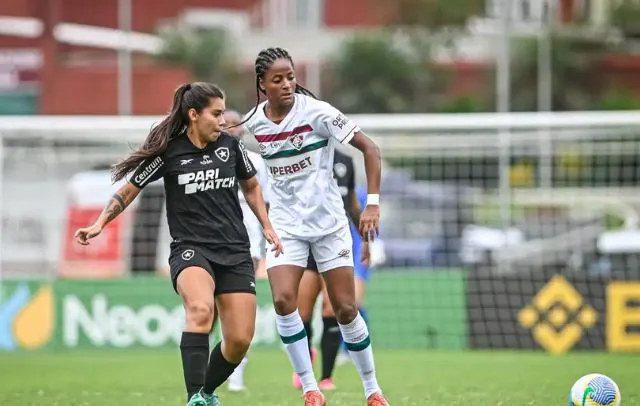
top-left (340, 124), bottom-right (359, 144)
top-left (136, 165), bottom-right (162, 187)
top-left (239, 143), bottom-right (254, 173)
top-left (130, 156), bottom-right (164, 187)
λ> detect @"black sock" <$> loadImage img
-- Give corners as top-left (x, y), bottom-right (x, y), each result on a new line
top-left (202, 342), bottom-right (240, 395)
top-left (303, 321), bottom-right (313, 357)
top-left (180, 332), bottom-right (209, 401)
top-left (320, 317), bottom-right (341, 380)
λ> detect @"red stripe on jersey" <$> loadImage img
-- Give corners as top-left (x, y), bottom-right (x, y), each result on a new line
top-left (255, 124), bottom-right (313, 143)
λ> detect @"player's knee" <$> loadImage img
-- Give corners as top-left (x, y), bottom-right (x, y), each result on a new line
top-left (224, 331), bottom-right (253, 360)
top-left (273, 291), bottom-right (298, 315)
top-left (332, 301), bottom-right (358, 325)
top-left (184, 299), bottom-right (215, 330)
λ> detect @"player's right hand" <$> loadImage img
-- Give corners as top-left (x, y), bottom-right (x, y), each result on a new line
top-left (360, 204), bottom-right (380, 241)
top-left (74, 224), bottom-right (103, 245)
top-left (263, 225), bottom-right (284, 257)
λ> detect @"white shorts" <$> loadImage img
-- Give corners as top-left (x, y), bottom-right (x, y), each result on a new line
top-left (241, 202), bottom-right (265, 260)
top-left (266, 224), bottom-right (354, 272)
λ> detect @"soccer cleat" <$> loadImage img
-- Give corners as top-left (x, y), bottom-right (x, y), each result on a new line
top-left (302, 390), bottom-right (326, 406)
top-left (366, 392), bottom-right (389, 406)
top-left (292, 347), bottom-right (318, 390)
top-left (318, 378), bottom-right (336, 391)
top-left (186, 392), bottom-right (207, 406)
top-left (187, 390), bottom-right (220, 406)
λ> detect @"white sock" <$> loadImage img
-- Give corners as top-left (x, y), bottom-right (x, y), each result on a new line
top-left (228, 356), bottom-right (248, 387)
top-left (277, 310), bottom-right (319, 393)
top-left (339, 312), bottom-right (381, 399)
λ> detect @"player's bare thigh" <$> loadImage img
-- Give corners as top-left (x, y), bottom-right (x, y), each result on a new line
top-left (177, 267), bottom-right (216, 333)
top-left (321, 266), bottom-right (357, 324)
top-left (311, 225), bottom-right (358, 323)
top-left (266, 233), bottom-right (310, 315)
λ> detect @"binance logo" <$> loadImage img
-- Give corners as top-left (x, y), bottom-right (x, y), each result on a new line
top-left (518, 275), bottom-right (597, 355)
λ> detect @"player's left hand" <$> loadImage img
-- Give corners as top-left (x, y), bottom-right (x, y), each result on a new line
top-left (360, 204), bottom-right (380, 241)
top-left (263, 225), bottom-right (284, 257)
top-left (361, 241), bottom-right (371, 267)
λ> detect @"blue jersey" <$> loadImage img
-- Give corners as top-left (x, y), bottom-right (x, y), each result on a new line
top-left (350, 186), bottom-right (371, 281)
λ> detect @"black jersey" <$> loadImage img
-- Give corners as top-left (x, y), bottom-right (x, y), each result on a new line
top-left (129, 132), bottom-right (257, 265)
top-left (333, 149), bottom-right (356, 211)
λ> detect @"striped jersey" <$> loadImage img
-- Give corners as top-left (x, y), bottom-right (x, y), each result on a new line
top-left (243, 94), bottom-right (360, 238)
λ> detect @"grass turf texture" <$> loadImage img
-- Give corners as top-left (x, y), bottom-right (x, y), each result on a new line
top-left (0, 349), bottom-right (636, 405)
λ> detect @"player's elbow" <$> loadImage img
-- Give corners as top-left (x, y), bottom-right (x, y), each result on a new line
top-left (358, 133), bottom-right (380, 161)
top-left (240, 177), bottom-right (259, 196)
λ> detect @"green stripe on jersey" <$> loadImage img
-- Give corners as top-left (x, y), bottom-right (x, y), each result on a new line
top-left (265, 139), bottom-right (328, 160)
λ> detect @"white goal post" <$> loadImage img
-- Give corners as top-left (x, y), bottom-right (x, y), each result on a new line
top-left (1, 110), bottom-right (640, 281)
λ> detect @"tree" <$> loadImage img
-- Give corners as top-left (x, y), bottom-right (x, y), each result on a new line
top-left (506, 35), bottom-right (611, 111)
top-left (327, 33), bottom-right (424, 114)
top-left (154, 25), bottom-right (253, 109)
top-left (393, 0), bottom-right (485, 33)
top-left (391, 0), bottom-right (485, 53)
top-left (609, 0), bottom-right (640, 40)
top-left (328, 0), bottom-right (486, 113)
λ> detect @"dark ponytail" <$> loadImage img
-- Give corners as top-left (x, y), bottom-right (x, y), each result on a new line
top-left (111, 82), bottom-right (225, 183)
top-left (238, 47), bottom-right (317, 128)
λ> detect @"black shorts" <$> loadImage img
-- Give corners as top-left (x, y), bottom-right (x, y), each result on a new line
top-left (169, 244), bottom-right (256, 296)
top-left (306, 249), bottom-right (318, 272)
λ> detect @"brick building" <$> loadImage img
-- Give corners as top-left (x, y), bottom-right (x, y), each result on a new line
top-left (0, 0), bottom-right (636, 114)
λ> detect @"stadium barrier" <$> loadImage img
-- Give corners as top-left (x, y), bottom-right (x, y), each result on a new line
top-left (467, 272), bottom-right (640, 354)
top-left (0, 270), bottom-right (466, 352)
top-left (2, 271), bottom-right (639, 354)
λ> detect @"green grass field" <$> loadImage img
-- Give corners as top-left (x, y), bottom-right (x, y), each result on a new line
top-left (0, 349), bottom-right (637, 405)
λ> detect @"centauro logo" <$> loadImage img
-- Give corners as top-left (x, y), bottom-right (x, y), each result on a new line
top-left (518, 275), bottom-right (597, 354)
top-left (178, 168), bottom-right (235, 194)
top-left (0, 283), bottom-right (54, 351)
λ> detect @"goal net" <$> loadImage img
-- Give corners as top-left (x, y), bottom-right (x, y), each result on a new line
top-left (1, 111), bottom-right (640, 353)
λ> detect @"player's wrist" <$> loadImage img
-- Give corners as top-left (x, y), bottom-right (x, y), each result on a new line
top-left (366, 193), bottom-right (380, 206)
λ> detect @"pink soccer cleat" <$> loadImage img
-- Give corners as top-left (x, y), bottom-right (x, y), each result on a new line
top-left (367, 393), bottom-right (389, 406)
top-left (303, 390), bottom-right (326, 406)
top-left (318, 378), bottom-right (336, 391)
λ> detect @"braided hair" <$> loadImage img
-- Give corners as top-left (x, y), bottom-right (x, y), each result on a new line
top-left (238, 47), bottom-right (316, 127)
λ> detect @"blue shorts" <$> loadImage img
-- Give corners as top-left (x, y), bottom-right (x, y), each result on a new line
top-left (350, 223), bottom-right (370, 282)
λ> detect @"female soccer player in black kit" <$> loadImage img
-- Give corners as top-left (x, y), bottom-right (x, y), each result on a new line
top-left (74, 82), bottom-right (282, 406)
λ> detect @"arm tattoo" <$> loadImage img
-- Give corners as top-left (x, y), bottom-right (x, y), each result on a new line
top-left (103, 193), bottom-right (128, 222)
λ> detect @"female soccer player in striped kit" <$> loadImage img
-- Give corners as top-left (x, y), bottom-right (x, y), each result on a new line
top-left (240, 47), bottom-right (389, 406)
